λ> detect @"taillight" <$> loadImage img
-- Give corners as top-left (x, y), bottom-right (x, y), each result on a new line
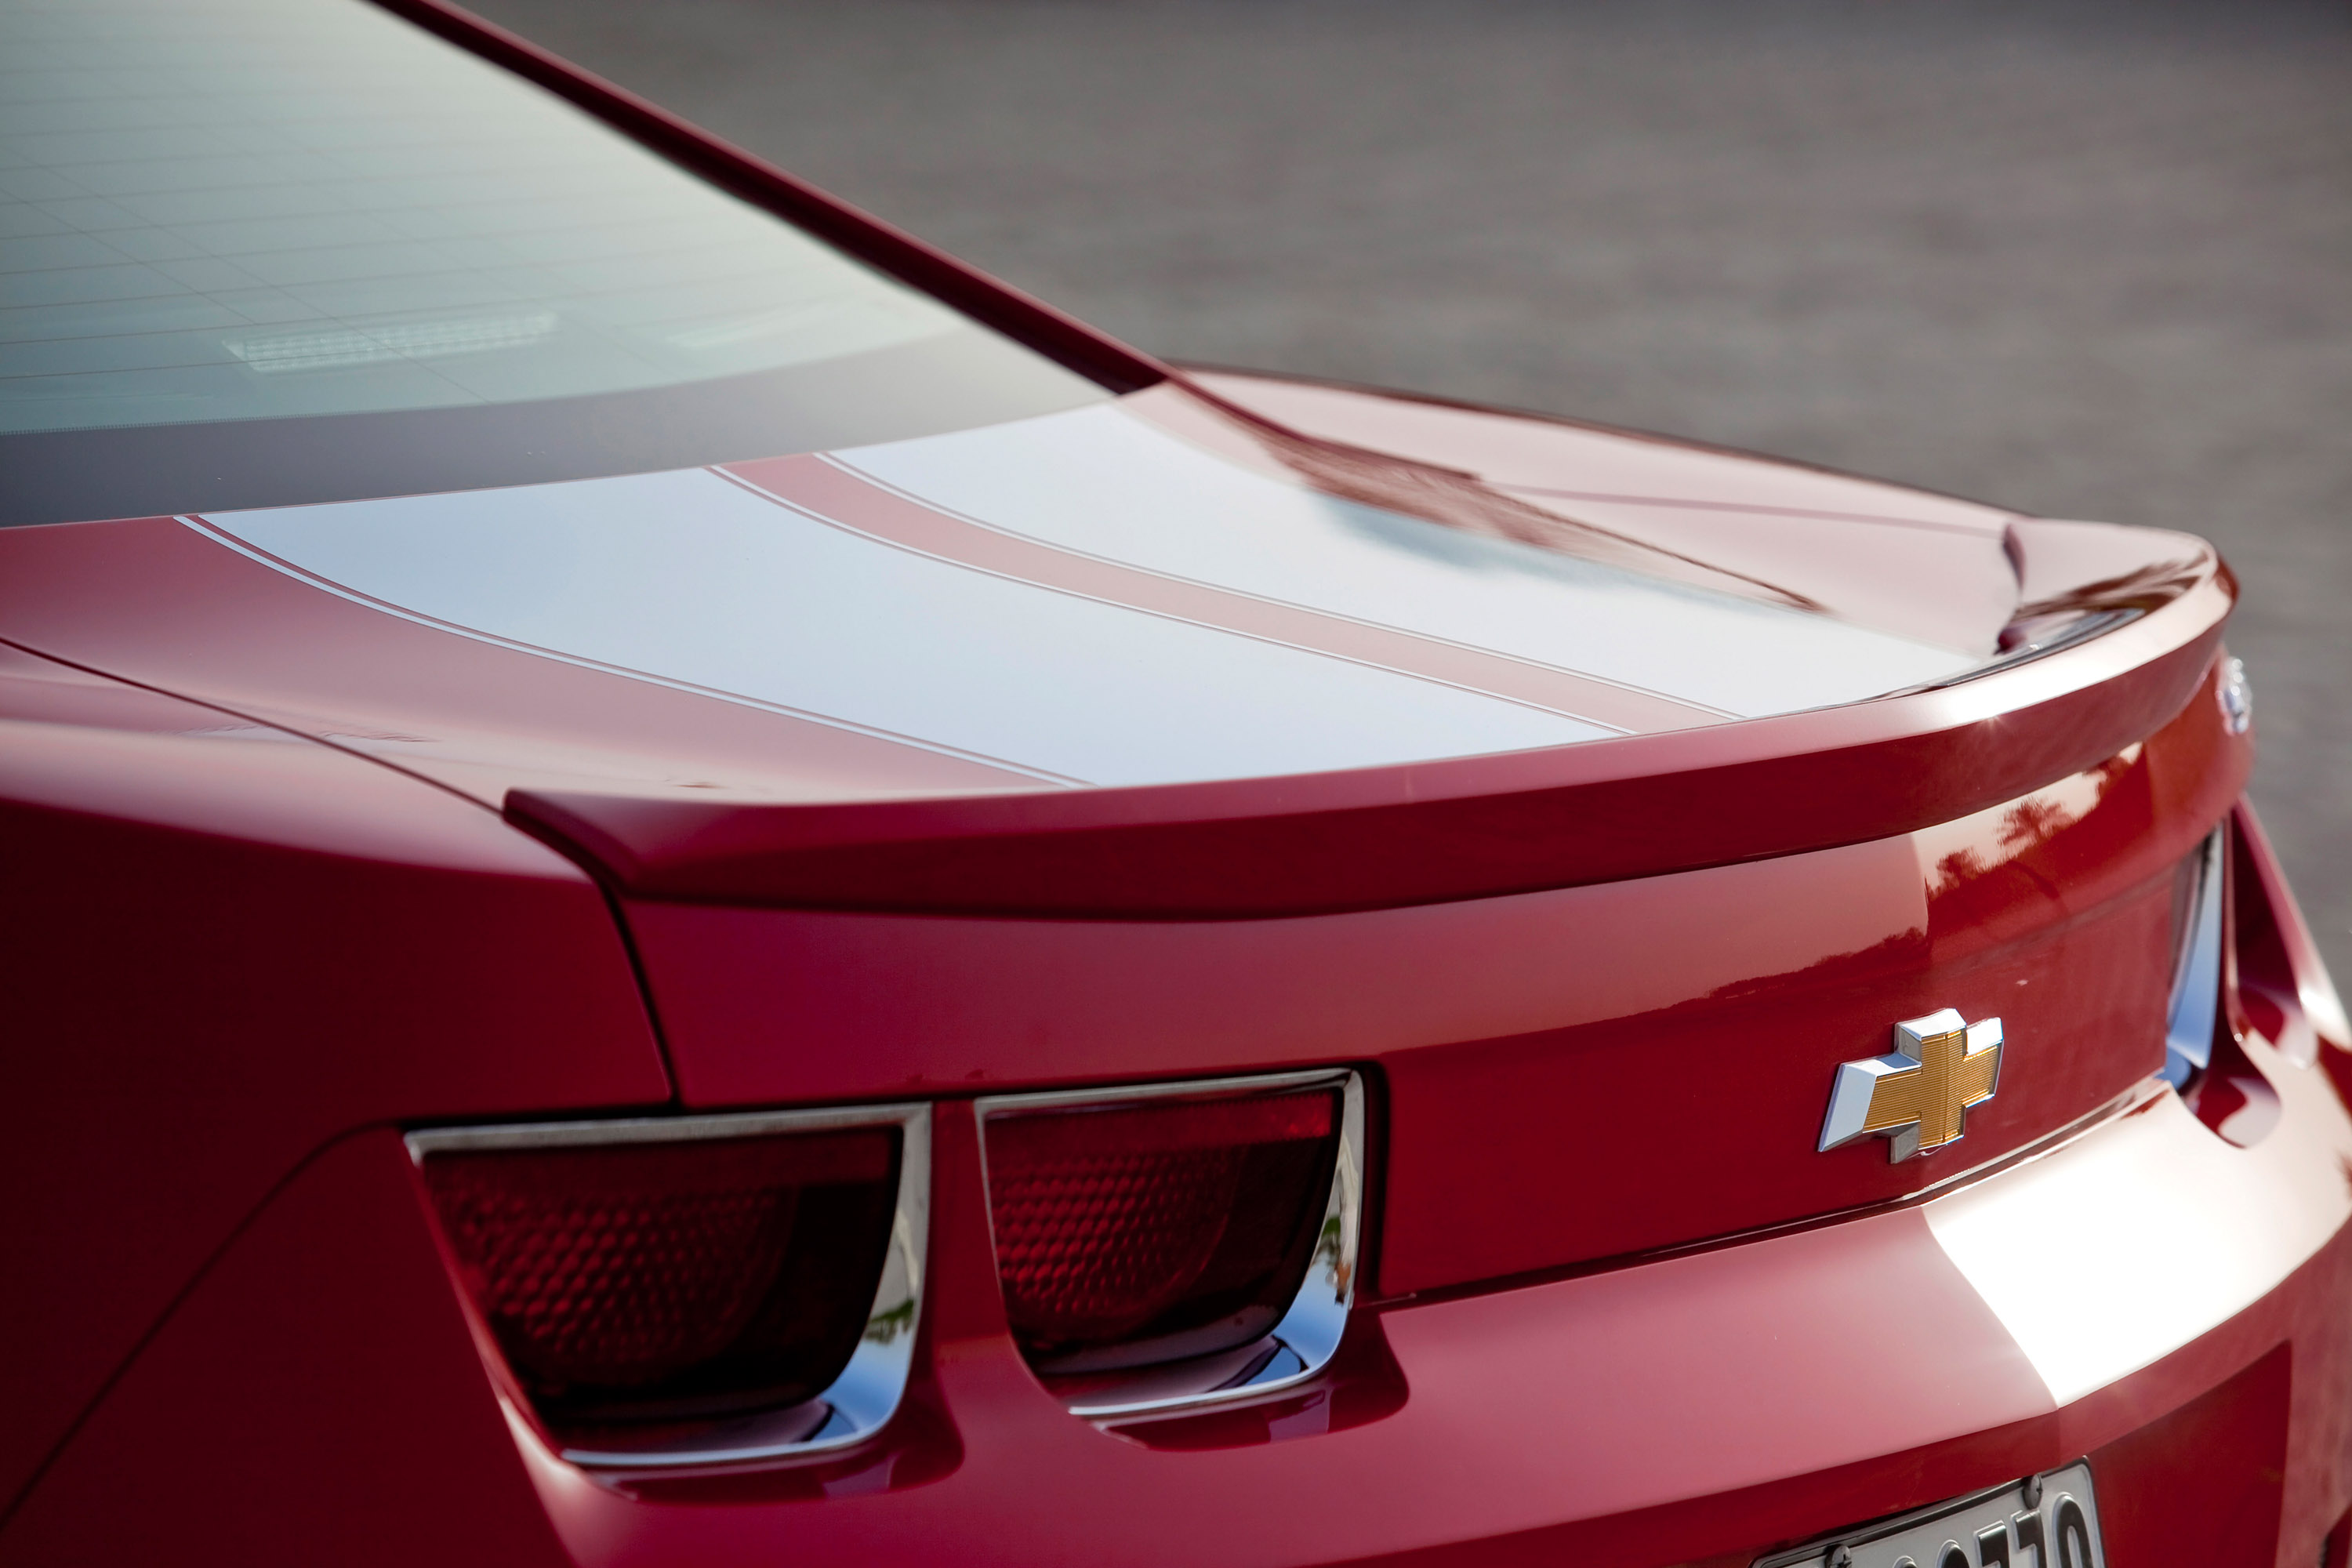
top-left (979, 1071), bottom-right (1363, 1417)
top-left (408, 1106), bottom-right (928, 1467)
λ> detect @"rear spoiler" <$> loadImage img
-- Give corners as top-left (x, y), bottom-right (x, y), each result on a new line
top-left (506, 522), bottom-right (2236, 920)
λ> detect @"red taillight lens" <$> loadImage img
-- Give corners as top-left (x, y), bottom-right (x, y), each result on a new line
top-left (419, 1126), bottom-right (898, 1438)
top-left (983, 1087), bottom-right (1341, 1372)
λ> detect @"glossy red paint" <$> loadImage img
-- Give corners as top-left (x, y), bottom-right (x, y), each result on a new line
top-left (0, 412), bottom-right (2216, 850)
top-left (0, 1134), bottom-right (575, 1568)
top-left (2, 493), bottom-right (2324, 1566)
top-left (1168, 371), bottom-right (2025, 655)
top-left (2236, 803), bottom-right (2352, 1065)
top-left (507, 547), bottom-right (2225, 917)
top-left (1180, 369), bottom-right (2013, 533)
top-left (0, 643), bottom-right (668, 1512)
top-left (5, 2), bottom-right (2350, 1563)
top-left (601, 667), bottom-right (2245, 1294)
top-left (0, 517), bottom-right (1040, 803)
top-left (2086, 1345), bottom-right (2290, 1568)
top-left (11, 1056), bottom-right (2350, 1568)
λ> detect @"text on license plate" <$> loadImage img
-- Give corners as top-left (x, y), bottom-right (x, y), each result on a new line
top-left (1755, 1463), bottom-right (2104, 1568)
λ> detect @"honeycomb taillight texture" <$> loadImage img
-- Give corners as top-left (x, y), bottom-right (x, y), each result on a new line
top-left (983, 1088), bottom-right (1341, 1371)
top-left (419, 1127), bottom-right (898, 1432)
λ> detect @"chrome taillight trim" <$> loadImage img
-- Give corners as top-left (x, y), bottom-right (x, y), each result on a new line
top-left (405, 1102), bottom-right (931, 1469)
top-left (975, 1068), bottom-right (1366, 1421)
top-left (2162, 825), bottom-right (2227, 1088)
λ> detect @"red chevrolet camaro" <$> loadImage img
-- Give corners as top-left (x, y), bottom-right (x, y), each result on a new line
top-left (4, 0), bottom-right (2347, 1564)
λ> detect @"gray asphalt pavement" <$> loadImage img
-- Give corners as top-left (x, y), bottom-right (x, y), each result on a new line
top-left (474, 0), bottom-right (2352, 977)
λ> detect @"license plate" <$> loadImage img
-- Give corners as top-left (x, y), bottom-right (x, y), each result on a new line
top-left (1755, 1464), bottom-right (2105, 1568)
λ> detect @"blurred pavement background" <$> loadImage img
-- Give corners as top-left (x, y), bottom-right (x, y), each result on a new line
top-left (471, 0), bottom-right (2352, 978)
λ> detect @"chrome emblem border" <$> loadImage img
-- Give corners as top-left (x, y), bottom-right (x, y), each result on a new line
top-left (1820, 1008), bottom-right (2004, 1163)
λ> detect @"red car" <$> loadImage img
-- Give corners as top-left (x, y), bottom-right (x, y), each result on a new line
top-left (3, 0), bottom-right (2346, 1564)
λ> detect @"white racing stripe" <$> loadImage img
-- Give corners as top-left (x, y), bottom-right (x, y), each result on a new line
top-left (197, 466), bottom-right (1607, 787)
top-left (1925, 1036), bottom-right (2352, 1406)
top-left (837, 403), bottom-right (1980, 718)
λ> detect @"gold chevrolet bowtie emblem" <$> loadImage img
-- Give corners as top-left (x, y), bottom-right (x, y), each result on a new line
top-left (1819, 1009), bottom-right (2004, 1163)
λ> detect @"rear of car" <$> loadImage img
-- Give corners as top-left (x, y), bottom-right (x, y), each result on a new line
top-left (2, 1), bottom-right (2347, 1565)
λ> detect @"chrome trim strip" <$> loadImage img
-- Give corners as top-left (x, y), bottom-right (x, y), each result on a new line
top-left (975, 1068), bottom-right (1366, 1420)
top-left (404, 1102), bottom-right (926, 1153)
top-left (976, 1066), bottom-right (1348, 1116)
top-left (405, 1103), bottom-right (930, 1470)
top-left (2162, 824), bottom-right (2227, 1087)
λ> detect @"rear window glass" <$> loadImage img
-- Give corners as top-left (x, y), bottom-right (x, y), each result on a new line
top-left (0, 0), bottom-right (1108, 523)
